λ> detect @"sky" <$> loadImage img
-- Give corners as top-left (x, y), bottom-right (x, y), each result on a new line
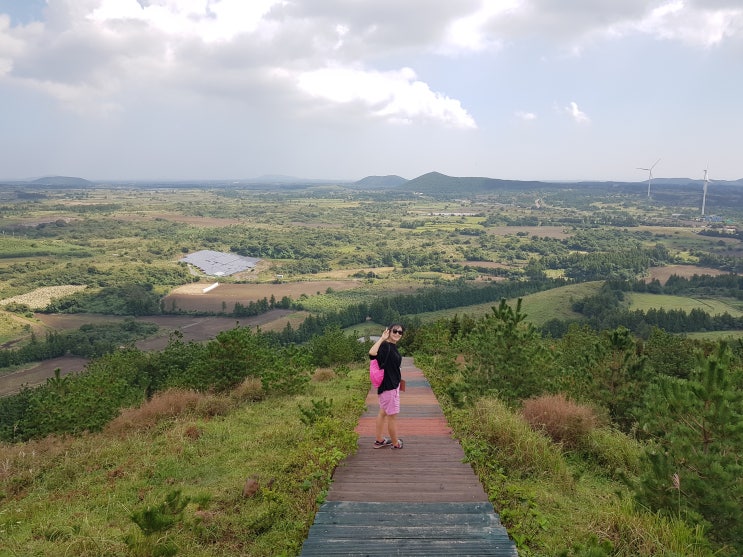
top-left (0, 0), bottom-right (741, 183)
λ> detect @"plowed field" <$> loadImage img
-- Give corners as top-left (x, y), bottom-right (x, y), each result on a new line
top-left (163, 280), bottom-right (361, 313)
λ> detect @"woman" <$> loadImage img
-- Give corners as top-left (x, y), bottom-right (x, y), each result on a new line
top-left (369, 324), bottom-right (404, 449)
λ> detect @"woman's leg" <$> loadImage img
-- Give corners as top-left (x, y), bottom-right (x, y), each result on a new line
top-left (375, 407), bottom-right (388, 442)
top-left (387, 413), bottom-right (398, 446)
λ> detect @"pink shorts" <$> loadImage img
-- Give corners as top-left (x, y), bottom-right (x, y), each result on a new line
top-left (378, 388), bottom-right (400, 416)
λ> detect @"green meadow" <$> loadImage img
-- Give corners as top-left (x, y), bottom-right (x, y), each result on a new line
top-left (413, 281), bottom-right (604, 325)
top-left (627, 292), bottom-right (743, 317)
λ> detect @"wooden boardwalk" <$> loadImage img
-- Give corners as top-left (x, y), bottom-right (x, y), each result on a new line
top-left (300, 357), bottom-right (518, 556)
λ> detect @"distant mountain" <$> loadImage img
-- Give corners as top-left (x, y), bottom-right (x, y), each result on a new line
top-left (30, 176), bottom-right (94, 187)
top-left (353, 175), bottom-right (408, 188)
top-left (400, 171), bottom-right (547, 195)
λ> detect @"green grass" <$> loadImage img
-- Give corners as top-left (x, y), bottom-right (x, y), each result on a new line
top-left (0, 237), bottom-right (93, 259)
top-left (344, 321), bottom-right (385, 338)
top-left (0, 370), bottom-right (368, 557)
top-left (413, 282), bottom-right (603, 325)
top-left (510, 282), bottom-right (604, 325)
top-left (0, 311), bottom-right (31, 343)
top-left (684, 330), bottom-right (743, 341)
top-left (627, 293), bottom-right (743, 317)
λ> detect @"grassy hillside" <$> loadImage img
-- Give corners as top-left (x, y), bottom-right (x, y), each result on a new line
top-left (2, 359), bottom-right (721, 557)
top-left (0, 371), bottom-right (368, 557)
top-left (412, 281), bottom-right (603, 325)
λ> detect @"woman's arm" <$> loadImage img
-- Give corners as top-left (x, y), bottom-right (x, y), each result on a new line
top-left (369, 328), bottom-right (390, 357)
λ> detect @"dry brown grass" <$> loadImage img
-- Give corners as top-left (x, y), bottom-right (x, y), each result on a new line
top-left (230, 376), bottom-right (265, 403)
top-left (105, 389), bottom-right (206, 435)
top-left (521, 393), bottom-right (603, 449)
top-left (645, 265), bottom-right (729, 284)
top-left (312, 368), bottom-right (337, 382)
top-left (0, 435), bottom-right (70, 498)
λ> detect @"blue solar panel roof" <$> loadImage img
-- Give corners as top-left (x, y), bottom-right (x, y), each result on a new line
top-left (180, 250), bottom-right (260, 276)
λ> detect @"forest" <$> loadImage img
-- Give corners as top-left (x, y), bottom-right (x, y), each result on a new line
top-left (0, 177), bottom-right (742, 556)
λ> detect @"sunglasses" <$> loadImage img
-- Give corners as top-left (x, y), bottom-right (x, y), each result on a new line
top-left (390, 329), bottom-right (404, 335)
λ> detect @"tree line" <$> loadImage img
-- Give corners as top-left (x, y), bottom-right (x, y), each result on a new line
top-left (541, 274), bottom-right (743, 338)
top-left (0, 320), bottom-right (157, 368)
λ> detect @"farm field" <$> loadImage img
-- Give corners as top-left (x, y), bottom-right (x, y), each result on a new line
top-left (0, 356), bottom-right (89, 396)
top-left (33, 310), bottom-right (298, 347)
top-left (511, 282), bottom-right (604, 325)
top-left (162, 280), bottom-right (363, 313)
top-left (487, 225), bottom-right (573, 239)
top-left (0, 285), bottom-right (88, 310)
top-left (684, 330), bottom-right (743, 341)
top-left (0, 181), bottom-right (741, 371)
top-left (640, 226), bottom-right (743, 257)
top-left (627, 293), bottom-right (743, 317)
top-left (645, 265), bottom-right (731, 284)
top-left (0, 312), bottom-right (39, 345)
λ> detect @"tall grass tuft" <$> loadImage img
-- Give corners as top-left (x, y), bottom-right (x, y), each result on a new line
top-left (230, 376), bottom-right (265, 403)
top-left (312, 368), bottom-right (337, 382)
top-left (521, 393), bottom-right (602, 449)
top-left (467, 397), bottom-right (574, 488)
top-left (597, 498), bottom-right (714, 557)
top-left (582, 426), bottom-right (643, 477)
top-left (106, 389), bottom-right (217, 435)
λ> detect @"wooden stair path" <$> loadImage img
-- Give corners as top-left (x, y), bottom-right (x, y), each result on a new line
top-left (300, 357), bottom-right (518, 556)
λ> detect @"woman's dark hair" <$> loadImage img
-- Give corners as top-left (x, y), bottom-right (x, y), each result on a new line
top-left (388, 323), bottom-right (405, 332)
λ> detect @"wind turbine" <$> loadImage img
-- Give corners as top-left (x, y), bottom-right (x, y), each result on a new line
top-left (637, 158), bottom-right (660, 198)
top-left (701, 166), bottom-right (712, 217)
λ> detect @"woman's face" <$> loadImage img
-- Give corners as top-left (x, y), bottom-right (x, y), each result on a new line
top-left (388, 326), bottom-right (404, 343)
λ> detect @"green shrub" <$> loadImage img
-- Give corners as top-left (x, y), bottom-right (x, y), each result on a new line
top-left (126, 490), bottom-right (190, 557)
top-left (581, 426), bottom-right (643, 478)
top-left (465, 398), bottom-right (573, 487)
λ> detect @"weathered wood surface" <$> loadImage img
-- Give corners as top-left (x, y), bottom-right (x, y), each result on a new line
top-left (300, 358), bottom-right (518, 556)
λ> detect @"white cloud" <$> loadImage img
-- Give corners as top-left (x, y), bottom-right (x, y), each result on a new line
top-left (515, 110), bottom-right (537, 121)
top-left (564, 101), bottom-right (590, 124)
top-left (0, 15), bottom-right (19, 76)
top-left (296, 66), bottom-right (477, 128)
top-left (442, 0), bottom-right (522, 53)
top-left (476, 0), bottom-right (743, 53)
top-left (88, 0), bottom-right (283, 42)
top-left (631, 1), bottom-right (743, 47)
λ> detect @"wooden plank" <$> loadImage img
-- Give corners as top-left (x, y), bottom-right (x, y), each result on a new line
top-left (317, 501), bottom-right (499, 514)
top-left (313, 509), bottom-right (502, 527)
top-left (301, 538), bottom-right (518, 556)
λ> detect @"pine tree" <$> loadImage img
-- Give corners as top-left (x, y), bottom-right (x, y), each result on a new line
top-left (459, 298), bottom-right (552, 401)
top-left (636, 342), bottom-right (743, 552)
